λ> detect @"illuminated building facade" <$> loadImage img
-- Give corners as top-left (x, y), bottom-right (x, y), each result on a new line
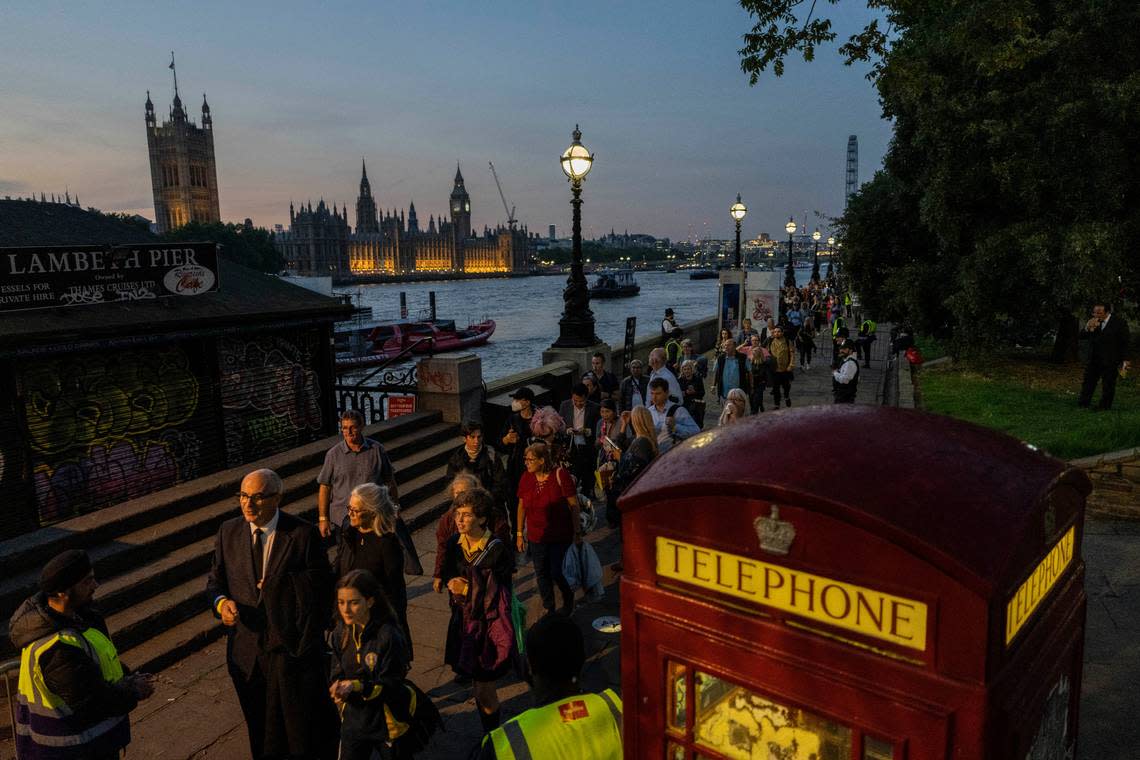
top-left (145, 85), bottom-right (221, 234)
top-left (277, 162), bottom-right (536, 277)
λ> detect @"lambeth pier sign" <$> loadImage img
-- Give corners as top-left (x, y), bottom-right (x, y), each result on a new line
top-left (0, 242), bottom-right (219, 311)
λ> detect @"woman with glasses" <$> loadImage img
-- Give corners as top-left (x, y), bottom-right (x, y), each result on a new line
top-left (516, 442), bottom-right (581, 617)
top-left (441, 488), bottom-right (517, 734)
top-left (335, 483), bottom-right (410, 656)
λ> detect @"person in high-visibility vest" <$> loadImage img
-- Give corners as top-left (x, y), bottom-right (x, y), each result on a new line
top-left (478, 614), bottom-right (622, 760)
top-left (10, 549), bottom-right (154, 760)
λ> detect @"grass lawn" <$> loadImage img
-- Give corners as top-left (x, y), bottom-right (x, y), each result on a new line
top-left (919, 356), bottom-right (1140, 460)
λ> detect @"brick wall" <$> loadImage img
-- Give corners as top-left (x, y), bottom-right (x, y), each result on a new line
top-left (1070, 448), bottom-right (1140, 519)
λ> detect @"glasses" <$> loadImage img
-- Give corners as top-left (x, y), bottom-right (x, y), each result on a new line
top-left (237, 492), bottom-right (276, 504)
top-left (523, 456), bottom-right (539, 462)
top-left (341, 425), bottom-right (361, 433)
top-left (347, 507), bottom-right (371, 517)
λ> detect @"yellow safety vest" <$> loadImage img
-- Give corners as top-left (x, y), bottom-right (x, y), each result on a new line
top-left (16, 626), bottom-right (128, 755)
top-left (484, 689), bottom-right (622, 760)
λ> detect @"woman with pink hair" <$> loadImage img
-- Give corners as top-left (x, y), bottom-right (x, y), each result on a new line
top-left (529, 406), bottom-right (570, 470)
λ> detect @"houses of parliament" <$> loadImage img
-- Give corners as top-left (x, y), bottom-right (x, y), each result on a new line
top-left (276, 162), bottom-right (538, 277)
top-left (143, 65), bottom-right (534, 278)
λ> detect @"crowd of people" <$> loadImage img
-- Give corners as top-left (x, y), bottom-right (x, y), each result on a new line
top-left (10, 293), bottom-right (875, 760)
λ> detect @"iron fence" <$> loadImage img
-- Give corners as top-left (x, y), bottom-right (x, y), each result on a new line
top-left (335, 363), bottom-right (419, 425)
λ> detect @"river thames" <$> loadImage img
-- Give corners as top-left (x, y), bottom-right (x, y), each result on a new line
top-left (338, 269), bottom-right (821, 381)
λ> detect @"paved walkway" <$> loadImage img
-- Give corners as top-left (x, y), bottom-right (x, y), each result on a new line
top-left (3, 330), bottom-right (1135, 759)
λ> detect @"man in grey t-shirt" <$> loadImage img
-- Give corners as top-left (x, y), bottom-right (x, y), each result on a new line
top-left (316, 409), bottom-right (397, 537)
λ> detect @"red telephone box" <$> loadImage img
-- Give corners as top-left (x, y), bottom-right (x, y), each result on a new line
top-left (619, 406), bottom-right (1090, 760)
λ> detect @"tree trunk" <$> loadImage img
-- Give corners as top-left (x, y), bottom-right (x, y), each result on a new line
top-left (1050, 309), bottom-right (1079, 363)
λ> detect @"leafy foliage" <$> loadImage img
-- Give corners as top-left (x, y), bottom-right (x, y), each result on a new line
top-left (739, 0), bottom-right (1140, 356)
top-left (162, 221), bottom-right (282, 273)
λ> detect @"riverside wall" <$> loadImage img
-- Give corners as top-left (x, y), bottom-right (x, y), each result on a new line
top-left (1072, 448), bottom-right (1140, 519)
top-left (478, 314), bottom-right (718, 439)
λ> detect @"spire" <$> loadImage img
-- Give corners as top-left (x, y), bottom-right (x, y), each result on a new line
top-left (455, 162), bottom-right (464, 184)
top-left (362, 158), bottom-right (368, 182)
top-left (201, 93), bottom-right (210, 113)
top-left (169, 51), bottom-right (180, 101)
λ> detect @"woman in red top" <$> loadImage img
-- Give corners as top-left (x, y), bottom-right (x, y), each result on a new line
top-left (515, 442), bottom-right (581, 616)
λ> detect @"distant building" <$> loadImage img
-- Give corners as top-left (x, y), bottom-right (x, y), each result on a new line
top-left (598, 229), bottom-right (657, 249)
top-left (277, 162), bottom-right (537, 277)
top-left (145, 74), bottom-right (221, 233)
top-left (548, 224), bottom-right (556, 240)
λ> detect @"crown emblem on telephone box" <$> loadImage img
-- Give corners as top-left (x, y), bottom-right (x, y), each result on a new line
top-left (754, 505), bottom-right (796, 556)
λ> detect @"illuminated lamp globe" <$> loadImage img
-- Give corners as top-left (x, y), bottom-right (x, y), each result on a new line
top-left (730, 194), bottom-right (747, 222)
top-left (785, 218), bottom-right (797, 236)
top-left (827, 236), bottom-right (835, 246)
top-left (560, 125), bottom-right (594, 181)
top-left (812, 229), bottom-right (821, 242)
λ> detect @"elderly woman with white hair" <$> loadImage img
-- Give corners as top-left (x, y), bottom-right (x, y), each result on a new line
top-left (334, 483), bottom-right (410, 654)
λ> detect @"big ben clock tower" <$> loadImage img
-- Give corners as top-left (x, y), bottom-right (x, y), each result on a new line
top-left (450, 164), bottom-right (471, 240)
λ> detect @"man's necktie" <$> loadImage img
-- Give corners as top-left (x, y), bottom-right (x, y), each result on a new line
top-left (252, 528), bottom-right (264, 582)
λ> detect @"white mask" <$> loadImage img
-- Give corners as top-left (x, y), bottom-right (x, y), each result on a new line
top-left (510, 400), bottom-right (523, 412)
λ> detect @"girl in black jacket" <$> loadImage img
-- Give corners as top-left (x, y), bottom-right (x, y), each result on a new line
top-left (330, 570), bottom-right (436, 760)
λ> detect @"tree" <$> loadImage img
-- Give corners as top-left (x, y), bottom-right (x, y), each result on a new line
top-left (162, 221), bottom-right (282, 273)
top-left (739, 0), bottom-right (1140, 357)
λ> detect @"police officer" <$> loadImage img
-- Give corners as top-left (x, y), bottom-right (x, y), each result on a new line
top-left (10, 549), bottom-right (154, 759)
top-left (832, 339), bottom-right (861, 404)
top-left (478, 615), bottom-right (622, 759)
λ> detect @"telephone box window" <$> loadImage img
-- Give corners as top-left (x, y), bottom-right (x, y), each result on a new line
top-left (666, 741), bottom-right (685, 760)
top-left (693, 670), bottom-right (853, 760)
top-left (863, 735), bottom-right (895, 759)
top-left (668, 660), bottom-right (688, 734)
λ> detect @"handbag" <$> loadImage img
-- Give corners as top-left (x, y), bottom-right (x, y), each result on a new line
top-left (394, 515), bottom-right (424, 575)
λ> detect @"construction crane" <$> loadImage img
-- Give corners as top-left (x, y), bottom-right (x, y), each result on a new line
top-left (488, 161), bottom-right (517, 230)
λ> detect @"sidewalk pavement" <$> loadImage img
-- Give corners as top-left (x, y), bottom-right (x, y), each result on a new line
top-left (4, 331), bottom-right (1134, 759)
top-left (78, 516), bottom-right (1139, 760)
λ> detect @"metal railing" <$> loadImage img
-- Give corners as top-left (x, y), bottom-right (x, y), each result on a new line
top-left (334, 335), bottom-right (427, 425)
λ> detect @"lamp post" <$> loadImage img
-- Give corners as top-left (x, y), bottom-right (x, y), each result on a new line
top-left (784, 217), bottom-right (797, 289)
top-left (730, 194), bottom-right (747, 270)
top-left (811, 229), bottom-right (821, 283)
top-left (552, 124), bottom-right (599, 348)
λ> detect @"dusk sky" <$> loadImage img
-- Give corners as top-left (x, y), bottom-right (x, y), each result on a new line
top-left (1, 1), bottom-right (892, 243)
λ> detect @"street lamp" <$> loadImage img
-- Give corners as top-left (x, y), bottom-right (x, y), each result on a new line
top-left (553, 124), bottom-right (599, 348)
top-left (784, 217), bottom-right (797, 289)
top-left (729, 194), bottom-right (747, 270)
top-left (811, 228), bottom-right (821, 283)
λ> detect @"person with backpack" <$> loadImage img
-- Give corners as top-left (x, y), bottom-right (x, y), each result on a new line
top-left (646, 378), bottom-right (698, 454)
top-left (329, 570), bottom-right (440, 759)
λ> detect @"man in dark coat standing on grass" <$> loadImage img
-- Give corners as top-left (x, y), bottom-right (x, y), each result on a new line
top-left (207, 467), bottom-right (337, 759)
top-left (1078, 302), bottom-right (1131, 411)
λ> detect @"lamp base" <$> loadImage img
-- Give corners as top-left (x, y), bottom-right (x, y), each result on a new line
top-left (550, 313), bottom-right (600, 349)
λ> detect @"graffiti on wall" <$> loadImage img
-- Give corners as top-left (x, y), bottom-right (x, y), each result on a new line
top-left (218, 333), bottom-right (323, 464)
top-left (18, 348), bottom-right (206, 525)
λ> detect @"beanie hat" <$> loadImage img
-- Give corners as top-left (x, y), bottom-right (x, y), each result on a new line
top-left (40, 550), bottom-right (92, 594)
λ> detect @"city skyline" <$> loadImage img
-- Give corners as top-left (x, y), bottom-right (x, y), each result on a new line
top-left (1, 1), bottom-right (893, 242)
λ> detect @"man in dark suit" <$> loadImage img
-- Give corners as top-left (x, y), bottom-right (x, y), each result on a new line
top-left (558, 383), bottom-right (601, 493)
top-left (207, 468), bottom-right (337, 759)
top-left (1078, 302), bottom-right (1132, 410)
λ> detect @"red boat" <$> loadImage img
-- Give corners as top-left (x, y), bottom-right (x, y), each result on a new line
top-left (367, 319), bottom-right (496, 356)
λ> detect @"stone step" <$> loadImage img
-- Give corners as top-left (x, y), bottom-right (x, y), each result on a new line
top-left (0, 413), bottom-right (460, 662)
top-left (0, 419), bottom-right (456, 617)
top-left (0, 411), bottom-right (445, 577)
top-left (116, 488), bottom-right (456, 677)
